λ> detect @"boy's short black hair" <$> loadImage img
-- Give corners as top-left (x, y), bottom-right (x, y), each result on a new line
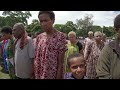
top-left (38, 11), bottom-right (55, 23)
top-left (67, 53), bottom-right (85, 67)
top-left (1, 26), bottom-right (12, 34)
top-left (28, 33), bottom-right (32, 37)
top-left (114, 14), bottom-right (120, 30)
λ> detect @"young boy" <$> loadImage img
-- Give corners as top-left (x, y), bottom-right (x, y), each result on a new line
top-left (64, 53), bottom-right (87, 79)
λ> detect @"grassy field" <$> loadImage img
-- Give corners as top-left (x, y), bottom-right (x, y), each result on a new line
top-left (0, 65), bottom-right (10, 79)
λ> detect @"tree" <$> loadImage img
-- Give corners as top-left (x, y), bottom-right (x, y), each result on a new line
top-left (102, 26), bottom-right (114, 37)
top-left (1, 11), bottom-right (32, 27)
top-left (92, 25), bottom-right (102, 33)
top-left (76, 14), bottom-right (93, 37)
top-left (54, 21), bottom-right (78, 34)
top-left (54, 24), bottom-right (65, 32)
top-left (63, 21), bottom-right (78, 34)
top-left (0, 16), bottom-right (6, 28)
top-left (26, 19), bottom-right (42, 35)
top-left (65, 21), bottom-right (77, 32)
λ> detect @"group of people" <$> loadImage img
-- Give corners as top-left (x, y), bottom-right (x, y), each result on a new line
top-left (0, 11), bottom-right (120, 79)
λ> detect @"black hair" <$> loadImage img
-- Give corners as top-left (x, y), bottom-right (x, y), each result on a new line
top-left (114, 14), bottom-right (120, 30)
top-left (0, 34), bottom-right (2, 38)
top-left (28, 33), bottom-right (32, 37)
top-left (1, 26), bottom-right (12, 34)
top-left (38, 11), bottom-right (55, 23)
top-left (76, 41), bottom-right (83, 52)
top-left (67, 53), bottom-right (85, 67)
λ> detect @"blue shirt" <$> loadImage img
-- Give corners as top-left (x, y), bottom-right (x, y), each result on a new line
top-left (3, 40), bottom-right (8, 71)
top-left (64, 73), bottom-right (88, 79)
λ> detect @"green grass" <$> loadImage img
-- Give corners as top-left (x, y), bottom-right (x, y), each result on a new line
top-left (0, 65), bottom-right (10, 79)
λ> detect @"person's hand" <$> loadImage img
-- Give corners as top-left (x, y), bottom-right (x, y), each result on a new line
top-left (30, 75), bottom-right (35, 79)
top-left (30, 72), bottom-right (35, 79)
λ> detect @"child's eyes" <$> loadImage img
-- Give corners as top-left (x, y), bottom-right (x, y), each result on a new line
top-left (79, 65), bottom-right (85, 68)
top-left (96, 36), bottom-right (102, 37)
top-left (72, 66), bottom-right (78, 69)
top-left (72, 65), bottom-right (85, 69)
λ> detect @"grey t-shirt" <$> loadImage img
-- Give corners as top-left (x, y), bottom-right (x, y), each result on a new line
top-left (15, 36), bottom-right (34, 78)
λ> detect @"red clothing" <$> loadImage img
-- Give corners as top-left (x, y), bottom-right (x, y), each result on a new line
top-left (34, 31), bottom-right (67, 79)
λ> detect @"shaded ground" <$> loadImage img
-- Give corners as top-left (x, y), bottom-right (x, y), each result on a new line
top-left (0, 59), bottom-right (10, 79)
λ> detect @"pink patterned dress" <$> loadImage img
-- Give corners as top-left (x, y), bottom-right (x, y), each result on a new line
top-left (34, 31), bottom-right (67, 79)
top-left (85, 41), bottom-right (104, 79)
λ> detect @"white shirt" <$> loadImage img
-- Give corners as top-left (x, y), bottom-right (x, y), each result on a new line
top-left (14, 36), bottom-right (34, 78)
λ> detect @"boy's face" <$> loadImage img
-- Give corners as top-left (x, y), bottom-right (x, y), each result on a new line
top-left (69, 57), bottom-right (86, 79)
top-left (2, 32), bottom-right (10, 40)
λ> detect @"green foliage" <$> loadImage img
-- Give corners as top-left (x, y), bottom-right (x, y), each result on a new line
top-left (92, 25), bottom-right (102, 33)
top-left (103, 26), bottom-right (115, 37)
top-left (0, 12), bottom-right (115, 38)
top-left (0, 11), bottom-right (32, 28)
top-left (76, 14), bottom-right (94, 37)
top-left (54, 21), bottom-right (77, 35)
top-left (54, 24), bottom-right (65, 32)
top-left (26, 19), bottom-right (42, 35)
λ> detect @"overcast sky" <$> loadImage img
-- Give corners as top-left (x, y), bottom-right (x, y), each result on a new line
top-left (0, 11), bottom-right (120, 27)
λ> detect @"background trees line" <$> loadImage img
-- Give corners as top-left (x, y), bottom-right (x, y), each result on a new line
top-left (0, 11), bottom-right (115, 38)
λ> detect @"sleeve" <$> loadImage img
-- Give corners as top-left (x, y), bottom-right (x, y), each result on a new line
top-left (84, 38), bottom-right (86, 44)
top-left (58, 33), bottom-right (67, 54)
top-left (96, 45), bottom-right (112, 79)
top-left (35, 35), bottom-right (40, 51)
top-left (28, 38), bottom-right (35, 59)
top-left (84, 42), bottom-right (92, 60)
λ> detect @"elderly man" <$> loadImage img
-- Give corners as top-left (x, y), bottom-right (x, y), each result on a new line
top-left (13, 23), bottom-right (34, 79)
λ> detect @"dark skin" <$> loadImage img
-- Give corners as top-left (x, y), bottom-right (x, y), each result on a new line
top-left (115, 28), bottom-right (120, 39)
top-left (38, 13), bottom-right (55, 36)
top-left (88, 33), bottom-right (93, 39)
top-left (38, 13), bottom-right (65, 79)
top-left (69, 57), bottom-right (86, 79)
top-left (68, 34), bottom-right (76, 45)
top-left (94, 33), bottom-right (103, 46)
top-left (12, 26), bottom-right (24, 39)
top-left (115, 29), bottom-right (120, 47)
top-left (1, 32), bottom-right (13, 41)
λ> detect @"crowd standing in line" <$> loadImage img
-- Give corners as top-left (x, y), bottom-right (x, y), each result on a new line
top-left (0, 11), bottom-right (119, 79)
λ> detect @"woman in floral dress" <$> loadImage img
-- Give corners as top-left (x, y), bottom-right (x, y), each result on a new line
top-left (34, 11), bottom-right (67, 79)
top-left (84, 31), bottom-right (104, 79)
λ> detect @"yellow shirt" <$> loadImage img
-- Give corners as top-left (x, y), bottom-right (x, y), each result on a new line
top-left (65, 42), bottom-right (79, 72)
